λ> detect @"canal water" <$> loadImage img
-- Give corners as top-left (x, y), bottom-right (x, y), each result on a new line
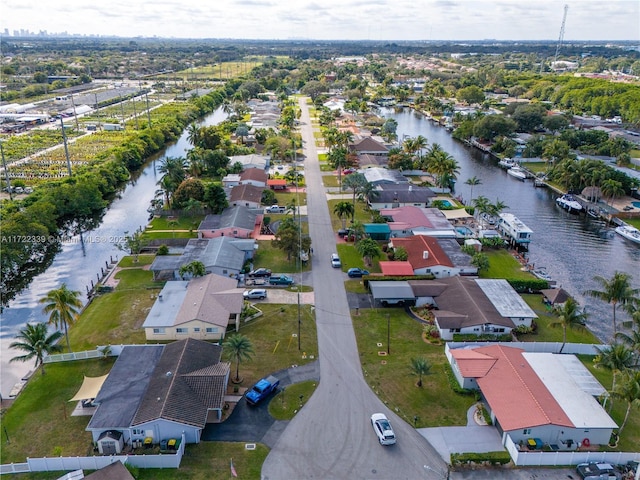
top-left (381, 107), bottom-right (640, 343)
top-left (0, 108), bottom-right (227, 397)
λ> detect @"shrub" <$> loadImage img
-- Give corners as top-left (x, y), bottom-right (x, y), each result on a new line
top-left (451, 451), bottom-right (512, 466)
top-left (443, 364), bottom-right (478, 397)
top-left (156, 244), bottom-right (169, 255)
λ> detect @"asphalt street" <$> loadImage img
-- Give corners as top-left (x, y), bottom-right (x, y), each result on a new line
top-left (260, 98), bottom-right (447, 479)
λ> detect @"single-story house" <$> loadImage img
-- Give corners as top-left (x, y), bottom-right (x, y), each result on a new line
top-left (407, 280), bottom-right (448, 307)
top-left (349, 137), bottom-right (389, 157)
top-left (389, 235), bottom-right (476, 277)
top-left (448, 345), bottom-right (616, 449)
top-left (150, 237), bottom-right (256, 280)
top-left (228, 154), bottom-right (269, 170)
top-left (87, 339), bottom-right (230, 447)
top-left (142, 273), bottom-right (244, 341)
top-left (267, 178), bottom-right (287, 190)
top-left (369, 184), bottom-right (437, 211)
top-left (424, 277), bottom-right (536, 340)
top-left (84, 460), bottom-right (135, 480)
top-left (357, 153), bottom-right (388, 168)
top-left (379, 206), bottom-right (456, 238)
top-left (362, 167), bottom-right (408, 186)
top-left (229, 184), bottom-right (264, 209)
top-left (197, 205), bottom-right (260, 239)
top-left (239, 167), bottom-right (268, 187)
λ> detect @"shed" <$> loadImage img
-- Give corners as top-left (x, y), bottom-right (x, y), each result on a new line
top-left (364, 223), bottom-right (391, 240)
top-left (97, 430), bottom-right (124, 455)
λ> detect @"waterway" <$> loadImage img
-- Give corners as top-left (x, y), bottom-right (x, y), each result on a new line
top-left (381, 107), bottom-right (640, 343)
top-left (0, 107), bottom-right (227, 397)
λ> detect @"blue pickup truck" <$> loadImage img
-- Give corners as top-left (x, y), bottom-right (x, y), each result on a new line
top-left (245, 375), bottom-right (280, 406)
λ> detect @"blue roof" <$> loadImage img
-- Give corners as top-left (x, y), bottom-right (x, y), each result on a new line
top-left (364, 223), bottom-right (391, 233)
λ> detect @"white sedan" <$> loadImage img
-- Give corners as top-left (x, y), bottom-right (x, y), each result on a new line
top-left (370, 413), bottom-right (396, 445)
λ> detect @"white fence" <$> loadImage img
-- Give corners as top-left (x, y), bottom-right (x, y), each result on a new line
top-left (42, 344), bottom-right (156, 363)
top-left (0, 434), bottom-right (185, 475)
top-left (446, 342), bottom-right (602, 356)
top-left (505, 435), bottom-right (640, 467)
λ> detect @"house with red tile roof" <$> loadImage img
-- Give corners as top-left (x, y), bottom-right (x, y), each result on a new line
top-left (379, 261), bottom-right (415, 276)
top-left (267, 178), bottom-right (287, 190)
top-left (448, 345), bottom-right (616, 449)
top-left (390, 235), bottom-right (476, 277)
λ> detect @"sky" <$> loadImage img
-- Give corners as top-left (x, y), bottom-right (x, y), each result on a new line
top-left (1, 0), bottom-right (638, 42)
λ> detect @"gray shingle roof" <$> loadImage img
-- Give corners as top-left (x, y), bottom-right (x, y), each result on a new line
top-left (132, 338), bottom-right (229, 428)
top-left (88, 345), bottom-right (164, 430)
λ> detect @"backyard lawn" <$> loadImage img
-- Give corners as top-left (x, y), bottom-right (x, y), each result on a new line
top-left (252, 240), bottom-right (311, 274)
top-left (480, 249), bottom-right (534, 280)
top-left (352, 308), bottom-right (474, 428)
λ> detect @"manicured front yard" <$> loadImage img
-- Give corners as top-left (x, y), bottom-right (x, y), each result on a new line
top-left (252, 240), bottom-right (311, 274)
top-left (269, 380), bottom-right (318, 420)
top-left (352, 308), bottom-right (474, 428)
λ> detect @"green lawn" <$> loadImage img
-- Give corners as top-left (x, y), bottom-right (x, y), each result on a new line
top-left (252, 240), bottom-right (311, 274)
top-left (322, 174), bottom-right (340, 187)
top-left (149, 216), bottom-right (204, 230)
top-left (1, 359), bottom-right (115, 464)
top-left (577, 355), bottom-right (640, 451)
top-left (336, 243), bottom-right (380, 273)
top-left (117, 254), bottom-right (155, 268)
top-left (268, 381), bottom-right (318, 420)
top-left (353, 309), bottom-right (474, 428)
top-left (69, 268), bottom-right (162, 350)
top-left (273, 192), bottom-right (307, 207)
top-left (327, 199), bottom-right (373, 231)
top-left (480, 249), bottom-right (534, 280)
top-left (234, 303), bottom-right (317, 387)
top-left (518, 294), bottom-right (601, 343)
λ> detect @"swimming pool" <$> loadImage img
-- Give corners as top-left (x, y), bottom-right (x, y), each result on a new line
top-left (455, 226), bottom-right (474, 237)
top-left (438, 199), bottom-right (454, 208)
top-left (632, 201), bottom-right (640, 208)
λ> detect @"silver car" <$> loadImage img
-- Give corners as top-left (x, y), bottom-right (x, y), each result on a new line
top-left (243, 289), bottom-right (267, 300)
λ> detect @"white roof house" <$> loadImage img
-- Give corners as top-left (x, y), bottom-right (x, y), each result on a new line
top-left (475, 279), bottom-right (537, 327)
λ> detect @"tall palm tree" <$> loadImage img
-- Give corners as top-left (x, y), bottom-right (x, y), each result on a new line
top-left (409, 357), bottom-right (432, 387)
top-left (222, 334), bottom-right (254, 383)
top-left (10, 323), bottom-right (63, 375)
top-left (464, 176), bottom-right (482, 205)
top-left (600, 178), bottom-right (625, 207)
top-left (584, 271), bottom-right (639, 335)
top-left (186, 123), bottom-right (201, 147)
top-left (342, 173), bottom-right (368, 221)
top-left (39, 283), bottom-right (83, 352)
top-left (355, 237), bottom-right (382, 267)
top-left (333, 201), bottom-right (354, 230)
top-left (550, 298), bottom-right (588, 353)
top-left (615, 305), bottom-right (640, 364)
top-left (595, 343), bottom-right (635, 409)
top-left (611, 369), bottom-right (640, 434)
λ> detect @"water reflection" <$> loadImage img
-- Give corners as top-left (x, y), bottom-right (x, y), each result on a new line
top-left (381, 107), bottom-right (640, 343)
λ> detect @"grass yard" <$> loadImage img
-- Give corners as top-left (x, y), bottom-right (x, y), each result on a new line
top-left (234, 304), bottom-right (317, 387)
top-left (117, 254), bottom-right (155, 268)
top-left (518, 294), bottom-right (601, 344)
top-left (480, 249), bottom-right (534, 280)
top-left (336, 243), bottom-right (380, 273)
top-left (0, 359), bottom-right (116, 463)
top-left (68, 268), bottom-right (162, 350)
top-left (137, 442), bottom-right (269, 480)
top-left (353, 309), bottom-right (474, 428)
top-left (272, 191), bottom-right (307, 207)
top-left (269, 381), bottom-right (318, 420)
top-left (148, 216), bottom-right (204, 230)
top-left (252, 240), bottom-right (311, 274)
top-left (322, 174), bottom-right (340, 187)
top-left (327, 199), bottom-right (373, 231)
top-left (577, 355), bottom-right (640, 451)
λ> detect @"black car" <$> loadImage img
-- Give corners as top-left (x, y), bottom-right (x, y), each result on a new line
top-left (347, 268), bottom-right (370, 278)
top-left (248, 268), bottom-right (272, 278)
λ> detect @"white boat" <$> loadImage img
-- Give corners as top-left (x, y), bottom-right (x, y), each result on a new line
top-left (615, 225), bottom-right (640, 245)
top-left (507, 166), bottom-right (527, 181)
top-left (555, 194), bottom-right (583, 214)
top-left (498, 158), bottom-right (516, 169)
top-left (497, 213), bottom-right (533, 247)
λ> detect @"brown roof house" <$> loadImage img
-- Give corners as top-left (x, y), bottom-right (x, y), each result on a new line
top-left (389, 235), bottom-right (477, 277)
top-left (239, 167), bottom-right (268, 187)
top-left (87, 338), bottom-right (230, 446)
top-left (229, 184), bottom-right (264, 209)
top-left (143, 273), bottom-right (244, 341)
top-left (429, 277), bottom-right (536, 340)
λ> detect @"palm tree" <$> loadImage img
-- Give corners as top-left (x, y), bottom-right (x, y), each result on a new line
top-left (186, 123), bottom-right (201, 147)
top-left (356, 237), bottom-right (382, 266)
top-left (549, 298), bottom-right (588, 353)
top-left (600, 178), bottom-right (625, 207)
top-left (595, 343), bottom-right (635, 409)
top-left (464, 176), bottom-right (482, 205)
top-left (473, 195), bottom-right (491, 227)
top-left (10, 323), bottom-right (63, 375)
top-left (409, 357), bottom-right (432, 387)
top-left (333, 201), bottom-right (354, 230)
top-left (342, 173), bottom-right (368, 221)
top-left (222, 334), bottom-right (254, 383)
top-left (39, 283), bottom-right (83, 352)
top-left (584, 272), bottom-right (639, 335)
top-left (616, 305), bottom-right (640, 364)
top-left (611, 369), bottom-right (640, 434)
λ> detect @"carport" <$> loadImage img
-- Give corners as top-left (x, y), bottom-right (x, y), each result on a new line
top-left (368, 280), bottom-right (416, 306)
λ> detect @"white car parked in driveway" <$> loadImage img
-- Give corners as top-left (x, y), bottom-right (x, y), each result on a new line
top-left (370, 413), bottom-right (396, 445)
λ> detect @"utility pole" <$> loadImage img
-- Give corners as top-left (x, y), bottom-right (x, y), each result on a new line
top-left (387, 314), bottom-right (390, 355)
top-left (60, 117), bottom-right (72, 176)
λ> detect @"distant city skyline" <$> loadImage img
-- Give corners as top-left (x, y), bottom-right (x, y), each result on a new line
top-left (1, 0), bottom-right (638, 42)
